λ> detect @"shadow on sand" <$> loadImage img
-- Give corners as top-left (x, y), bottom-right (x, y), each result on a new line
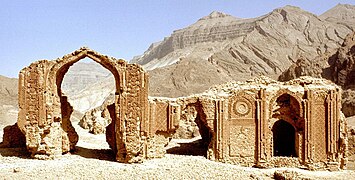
top-left (0, 143), bottom-right (116, 162)
top-left (0, 147), bottom-right (31, 159)
top-left (72, 146), bottom-right (116, 161)
top-left (166, 139), bottom-right (208, 157)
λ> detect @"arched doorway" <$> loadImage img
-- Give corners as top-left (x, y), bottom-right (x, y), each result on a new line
top-left (17, 48), bottom-right (149, 162)
top-left (272, 120), bottom-right (296, 157)
top-left (54, 52), bottom-right (120, 154)
top-left (166, 103), bottom-right (213, 157)
top-left (60, 57), bottom-right (115, 159)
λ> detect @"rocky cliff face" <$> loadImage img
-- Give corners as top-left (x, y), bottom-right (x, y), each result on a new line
top-left (132, 4), bottom-right (355, 97)
top-left (278, 58), bottom-right (323, 81)
top-left (332, 31), bottom-right (355, 89)
top-left (131, 11), bottom-right (253, 69)
top-left (62, 61), bottom-right (111, 94)
top-left (279, 31), bottom-right (355, 117)
top-left (328, 31), bottom-right (355, 117)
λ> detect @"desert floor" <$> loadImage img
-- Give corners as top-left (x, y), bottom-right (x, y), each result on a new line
top-left (1, 123), bottom-right (355, 180)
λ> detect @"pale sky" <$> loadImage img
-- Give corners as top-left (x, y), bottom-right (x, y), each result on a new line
top-left (1, 0), bottom-right (354, 78)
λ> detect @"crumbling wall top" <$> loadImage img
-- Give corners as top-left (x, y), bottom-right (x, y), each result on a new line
top-left (203, 76), bottom-right (341, 98)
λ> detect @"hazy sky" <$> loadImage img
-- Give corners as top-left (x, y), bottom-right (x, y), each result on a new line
top-left (1, 0), bottom-right (354, 78)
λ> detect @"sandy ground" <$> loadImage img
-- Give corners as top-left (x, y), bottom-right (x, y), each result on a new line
top-left (1, 123), bottom-right (355, 179)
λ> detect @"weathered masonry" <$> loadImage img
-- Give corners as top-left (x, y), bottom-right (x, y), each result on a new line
top-left (17, 48), bottom-right (347, 170)
top-left (17, 47), bottom-right (179, 162)
top-left (184, 77), bottom-right (348, 170)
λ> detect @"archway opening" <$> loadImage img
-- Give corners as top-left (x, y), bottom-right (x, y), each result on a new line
top-left (166, 104), bottom-right (213, 157)
top-left (59, 57), bottom-right (115, 160)
top-left (271, 93), bottom-right (303, 158)
top-left (272, 120), bottom-right (296, 157)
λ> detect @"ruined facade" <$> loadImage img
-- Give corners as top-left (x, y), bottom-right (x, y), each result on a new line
top-left (17, 47), bottom-right (179, 162)
top-left (174, 77), bottom-right (347, 170)
top-left (17, 48), bottom-right (347, 170)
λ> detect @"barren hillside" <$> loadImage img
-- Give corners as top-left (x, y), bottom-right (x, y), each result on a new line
top-left (0, 75), bottom-right (18, 129)
top-left (279, 31), bottom-right (355, 117)
top-left (134, 4), bottom-right (355, 97)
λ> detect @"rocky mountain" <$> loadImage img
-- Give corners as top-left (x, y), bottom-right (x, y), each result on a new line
top-left (59, 62), bottom-right (115, 120)
top-left (0, 75), bottom-right (19, 128)
top-left (320, 3), bottom-right (355, 26)
top-left (61, 61), bottom-right (112, 97)
top-left (0, 75), bottom-right (18, 107)
top-left (133, 4), bottom-right (355, 97)
top-left (53, 61), bottom-right (114, 114)
top-left (279, 30), bottom-right (355, 117)
top-left (65, 75), bottom-right (115, 113)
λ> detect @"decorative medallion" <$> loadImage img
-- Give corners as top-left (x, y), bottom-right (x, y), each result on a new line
top-left (234, 100), bottom-right (250, 116)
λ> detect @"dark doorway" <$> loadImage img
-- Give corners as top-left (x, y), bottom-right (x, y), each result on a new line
top-left (272, 120), bottom-right (296, 157)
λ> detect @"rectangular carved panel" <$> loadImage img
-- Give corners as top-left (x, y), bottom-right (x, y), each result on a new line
top-left (155, 102), bottom-right (168, 132)
top-left (312, 103), bottom-right (327, 162)
top-left (229, 125), bottom-right (255, 158)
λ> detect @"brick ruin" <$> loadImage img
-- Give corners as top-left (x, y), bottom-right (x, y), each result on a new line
top-left (176, 77), bottom-right (348, 170)
top-left (17, 47), bottom-right (179, 162)
top-left (16, 48), bottom-right (347, 170)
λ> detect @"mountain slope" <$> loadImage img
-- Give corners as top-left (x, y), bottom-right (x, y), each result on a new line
top-left (0, 75), bottom-right (18, 129)
top-left (132, 5), bottom-right (355, 97)
top-left (62, 61), bottom-right (112, 97)
top-left (0, 75), bottom-right (18, 107)
top-left (320, 3), bottom-right (355, 26)
top-left (279, 30), bottom-right (355, 117)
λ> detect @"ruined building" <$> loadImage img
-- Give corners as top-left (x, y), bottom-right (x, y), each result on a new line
top-left (17, 48), bottom-right (347, 170)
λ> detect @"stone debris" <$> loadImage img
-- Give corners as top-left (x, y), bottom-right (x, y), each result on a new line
top-left (274, 170), bottom-right (303, 180)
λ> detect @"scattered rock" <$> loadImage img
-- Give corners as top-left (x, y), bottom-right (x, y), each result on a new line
top-left (274, 170), bottom-right (304, 180)
top-left (79, 94), bottom-right (114, 134)
top-left (13, 167), bottom-right (20, 173)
